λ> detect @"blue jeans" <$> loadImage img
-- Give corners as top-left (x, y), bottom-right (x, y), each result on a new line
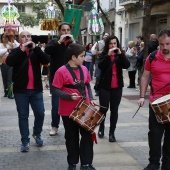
top-left (51, 94), bottom-right (60, 128)
top-left (14, 90), bottom-right (45, 144)
top-left (85, 62), bottom-right (93, 80)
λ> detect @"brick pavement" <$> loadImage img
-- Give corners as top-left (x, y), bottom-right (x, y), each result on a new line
top-left (0, 69), bottom-right (151, 170)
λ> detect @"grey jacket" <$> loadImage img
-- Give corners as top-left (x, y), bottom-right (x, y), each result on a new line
top-left (126, 47), bottom-right (137, 71)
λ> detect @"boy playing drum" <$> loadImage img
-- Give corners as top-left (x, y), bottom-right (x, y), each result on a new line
top-left (52, 43), bottom-right (96, 170)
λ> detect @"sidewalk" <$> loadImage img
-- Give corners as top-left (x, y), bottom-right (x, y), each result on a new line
top-left (0, 69), bottom-right (149, 170)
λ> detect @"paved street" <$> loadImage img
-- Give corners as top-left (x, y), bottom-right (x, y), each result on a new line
top-left (0, 69), bottom-right (150, 170)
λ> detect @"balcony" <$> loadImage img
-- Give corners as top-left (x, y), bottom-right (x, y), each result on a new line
top-left (119, 0), bottom-right (137, 6)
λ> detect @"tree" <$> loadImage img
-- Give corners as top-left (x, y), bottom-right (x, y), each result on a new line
top-left (18, 13), bottom-right (39, 27)
top-left (139, 0), bottom-right (169, 59)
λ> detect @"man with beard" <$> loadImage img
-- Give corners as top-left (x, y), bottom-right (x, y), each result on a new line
top-left (138, 29), bottom-right (170, 170)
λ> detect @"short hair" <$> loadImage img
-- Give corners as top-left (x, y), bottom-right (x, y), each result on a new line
top-left (158, 29), bottom-right (170, 38)
top-left (136, 35), bottom-right (144, 41)
top-left (58, 22), bottom-right (72, 31)
top-left (66, 43), bottom-right (85, 61)
top-left (128, 41), bottom-right (135, 48)
top-left (103, 35), bottom-right (120, 53)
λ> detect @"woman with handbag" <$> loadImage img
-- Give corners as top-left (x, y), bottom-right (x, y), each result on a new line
top-left (97, 35), bottom-right (130, 142)
top-left (0, 33), bottom-right (19, 98)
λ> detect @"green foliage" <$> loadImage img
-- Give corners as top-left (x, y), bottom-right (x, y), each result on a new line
top-left (32, 3), bottom-right (47, 19)
top-left (18, 13), bottom-right (39, 27)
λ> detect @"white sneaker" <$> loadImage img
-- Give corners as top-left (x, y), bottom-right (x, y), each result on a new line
top-left (49, 127), bottom-right (58, 136)
top-left (49, 94), bottom-right (52, 97)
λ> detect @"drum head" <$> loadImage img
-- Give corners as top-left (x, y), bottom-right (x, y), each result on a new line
top-left (152, 94), bottom-right (170, 104)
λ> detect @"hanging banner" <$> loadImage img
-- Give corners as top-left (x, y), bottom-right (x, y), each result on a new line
top-left (64, 4), bottom-right (83, 39)
top-left (88, 8), bottom-right (104, 36)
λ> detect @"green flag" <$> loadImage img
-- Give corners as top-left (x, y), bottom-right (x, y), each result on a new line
top-left (64, 4), bottom-right (83, 39)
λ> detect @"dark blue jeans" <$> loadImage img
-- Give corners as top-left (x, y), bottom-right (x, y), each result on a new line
top-left (84, 61), bottom-right (93, 80)
top-left (14, 90), bottom-right (45, 144)
top-left (51, 94), bottom-right (60, 128)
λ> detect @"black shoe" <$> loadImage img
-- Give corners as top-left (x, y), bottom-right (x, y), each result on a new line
top-left (67, 164), bottom-right (76, 170)
top-left (127, 86), bottom-right (135, 88)
top-left (98, 125), bottom-right (104, 138)
top-left (80, 164), bottom-right (96, 170)
top-left (109, 134), bottom-right (116, 142)
top-left (143, 164), bottom-right (160, 170)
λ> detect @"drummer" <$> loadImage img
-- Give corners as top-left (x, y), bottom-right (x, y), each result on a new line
top-left (138, 29), bottom-right (170, 170)
top-left (51, 43), bottom-right (96, 170)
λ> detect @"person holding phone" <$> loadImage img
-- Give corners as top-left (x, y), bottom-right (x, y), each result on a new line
top-left (97, 35), bottom-right (130, 142)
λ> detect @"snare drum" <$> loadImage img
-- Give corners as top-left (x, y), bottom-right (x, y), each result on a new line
top-left (151, 94), bottom-right (170, 124)
top-left (69, 100), bottom-right (105, 133)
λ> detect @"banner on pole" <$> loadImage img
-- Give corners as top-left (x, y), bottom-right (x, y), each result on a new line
top-left (64, 4), bottom-right (83, 39)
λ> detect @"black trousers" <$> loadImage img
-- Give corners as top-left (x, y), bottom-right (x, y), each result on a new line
top-left (148, 105), bottom-right (170, 168)
top-left (0, 64), bottom-right (13, 94)
top-left (99, 88), bottom-right (122, 134)
top-left (62, 116), bottom-right (93, 165)
top-left (128, 70), bottom-right (136, 87)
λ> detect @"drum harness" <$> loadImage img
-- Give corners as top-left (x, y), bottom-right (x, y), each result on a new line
top-left (64, 63), bottom-right (87, 100)
top-left (64, 64), bottom-right (100, 143)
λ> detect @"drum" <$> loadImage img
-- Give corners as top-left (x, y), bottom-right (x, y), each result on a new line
top-left (70, 100), bottom-right (105, 133)
top-left (151, 94), bottom-right (170, 124)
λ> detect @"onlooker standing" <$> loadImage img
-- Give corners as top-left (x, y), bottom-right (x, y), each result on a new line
top-left (91, 32), bottom-right (109, 96)
top-left (84, 43), bottom-right (93, 80)
top-left (0, 33), bottom-right (19, 98)
top-left (45, 22), bottom-right (76, 136)
top-left (6, 30), bottom-right (50, 152)
top-left (126, 41), bottom-right (137, 88)
top-left (135, 35), bottom-right (144, 52)
top-left (148, 34), bottom-right (159, 54)
top-left (97, 35), bottom-right (130, 142)
top-left (135, 42), bottom-right (144, 87)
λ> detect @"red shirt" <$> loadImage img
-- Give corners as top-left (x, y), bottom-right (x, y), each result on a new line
top-left (110, 54), bottom-right (118, 88)
top-left (145, 49), bottom-right (170, 102)
top-left (26, 49), bottom-right (34, 89)
top-left (52, 65), bottom-right (91, 116)
top-left (19, 45), bottom-right (34, 89)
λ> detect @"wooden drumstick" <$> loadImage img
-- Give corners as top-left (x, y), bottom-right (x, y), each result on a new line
top-left (74, 95), bottom-right (107, 109)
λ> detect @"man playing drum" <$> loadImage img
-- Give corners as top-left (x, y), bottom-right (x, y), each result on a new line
top-left (51, 43), bottom-right (96, 170)
top-left (138, 29), bottom-right (170, 170)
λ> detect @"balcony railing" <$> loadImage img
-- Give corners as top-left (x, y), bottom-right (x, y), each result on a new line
top-left (119, 0), bottom-right (137, 6)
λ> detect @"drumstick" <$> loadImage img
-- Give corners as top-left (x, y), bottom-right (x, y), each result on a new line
top-left (73, 95), bottom-right (97, 100)
top-left (73, 95), bottom-right (107, 109)
top-left (94, 103), bottom-right (107, 109)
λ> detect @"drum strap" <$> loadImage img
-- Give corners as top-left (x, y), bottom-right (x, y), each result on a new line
top-left (65, 64), bottom-right (86, 98)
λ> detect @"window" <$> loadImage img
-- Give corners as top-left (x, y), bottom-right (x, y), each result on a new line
top-left (16, 5), bottom-right (25, 13)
